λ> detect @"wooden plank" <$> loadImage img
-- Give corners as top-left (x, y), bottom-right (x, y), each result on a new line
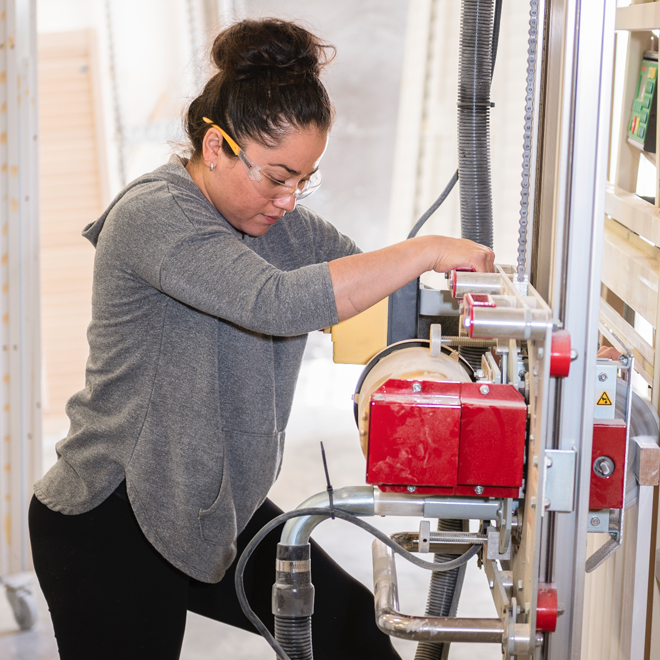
top-left (606, 184), bottom-right (660, 247)
top-left (599, 302), bottom-right (654, 384)
top-left (602, 216), bottom-right (660, 326)
top-left (617, 4), bottom-right (660, 31)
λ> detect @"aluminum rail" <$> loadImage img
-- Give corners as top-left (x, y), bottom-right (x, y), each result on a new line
top-left (372, 539), bottom-right (504, 643)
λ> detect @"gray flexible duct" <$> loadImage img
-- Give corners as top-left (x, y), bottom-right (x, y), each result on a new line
top-left (457, 0), bottom-right (496, 372)
top-left (458, 0), bottom-right (494, 249)
top-left (414, 520), bottom-right (469, 660)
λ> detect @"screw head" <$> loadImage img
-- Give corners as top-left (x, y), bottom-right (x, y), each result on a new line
top-left (474, 485), bottom-right (484, 495)
top-left (598, 372), bottom-right (607, 382)
top-left (475, 369), bottom-right (485, 378)
top-left (591, 517), bottom-right (601, 527)
top-left (407, 485), bottom-right (416, 493)
top-left (479, 385), bottom-right (490, 395)
top-left (538, 348), bottom-right (544, 359)
top-left (412, 382), bottom-right (422, 393)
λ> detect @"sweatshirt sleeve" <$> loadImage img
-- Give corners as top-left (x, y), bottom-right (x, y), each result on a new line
top-left (158, 230), bottom-right (339, 336)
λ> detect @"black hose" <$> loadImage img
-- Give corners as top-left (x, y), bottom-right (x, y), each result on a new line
top-left (234, 506), bottom-right (483, 660)
top-left (274, 616), bottom-right (313, 660)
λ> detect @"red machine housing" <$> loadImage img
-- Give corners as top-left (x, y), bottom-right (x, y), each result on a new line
top-left (589, 418), bottom-right (627, 510)
top-left (367, 379), bottom-right (527, 497)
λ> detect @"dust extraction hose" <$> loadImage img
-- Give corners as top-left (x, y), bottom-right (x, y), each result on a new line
top-left (457, 0), bottom-right (497, 372)
top-left (458, 0), bottom-right (495, 249)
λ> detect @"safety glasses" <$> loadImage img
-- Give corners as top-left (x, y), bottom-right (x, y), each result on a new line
top-left (202, 117), bottom-right (323, 201)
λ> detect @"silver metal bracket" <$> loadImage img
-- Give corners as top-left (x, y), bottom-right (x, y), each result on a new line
top-left (544, 450), bottom-right (576, 512)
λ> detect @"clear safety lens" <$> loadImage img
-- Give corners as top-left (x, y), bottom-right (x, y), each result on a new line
top-left (238, 151), bottom-right (322, 201)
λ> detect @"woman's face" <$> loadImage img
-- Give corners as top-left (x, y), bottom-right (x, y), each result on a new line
top-left (192, 125), bottom-right (328, 237)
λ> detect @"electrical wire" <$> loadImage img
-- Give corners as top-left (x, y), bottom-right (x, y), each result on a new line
top-left (407, 0), bottom-right (503, 240)
top-left (235, 507), bottom-right (484, 660)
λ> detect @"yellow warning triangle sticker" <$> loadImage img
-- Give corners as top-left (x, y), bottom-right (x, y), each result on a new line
top-left (597, 391), bottom-right (613, 406)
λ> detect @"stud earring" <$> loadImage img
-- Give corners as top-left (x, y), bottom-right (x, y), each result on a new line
top-left (210, 162), bottom-right (214, 172)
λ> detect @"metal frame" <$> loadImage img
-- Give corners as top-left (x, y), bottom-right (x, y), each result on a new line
top-left (539, 1), bottom-right (617, 659)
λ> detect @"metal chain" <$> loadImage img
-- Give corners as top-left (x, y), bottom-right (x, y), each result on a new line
top-left (516, 0), bottom-right (540, 284)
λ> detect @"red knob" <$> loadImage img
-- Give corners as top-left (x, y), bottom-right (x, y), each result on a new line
top-left (550, 330), bottom-right (571, 378)
top-left (537, 584), bottom-right (558, 632)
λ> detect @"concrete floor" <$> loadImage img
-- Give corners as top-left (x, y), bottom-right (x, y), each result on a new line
top-left (0, 335), bottom-right (500, 660)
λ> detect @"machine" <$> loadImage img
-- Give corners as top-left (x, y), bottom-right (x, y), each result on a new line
top-left (235, 1), bottom-right (660, 659)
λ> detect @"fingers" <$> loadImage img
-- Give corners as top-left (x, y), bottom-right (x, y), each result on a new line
top-left (597, 346), bottom-right (621, 360)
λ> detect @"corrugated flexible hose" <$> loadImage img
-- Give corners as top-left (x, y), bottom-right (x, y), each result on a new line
top-left (457, 0), bottom-right (495, 372)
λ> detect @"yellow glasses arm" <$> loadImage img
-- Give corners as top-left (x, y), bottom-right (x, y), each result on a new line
top-left (202, 117), bottom-right (240, 156)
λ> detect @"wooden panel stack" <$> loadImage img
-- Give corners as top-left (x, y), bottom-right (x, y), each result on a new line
top-left (38, 30), bottom-right (107, 438)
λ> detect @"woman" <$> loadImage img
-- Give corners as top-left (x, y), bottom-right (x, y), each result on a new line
top-left (29, 18), bottom-right (494, 660)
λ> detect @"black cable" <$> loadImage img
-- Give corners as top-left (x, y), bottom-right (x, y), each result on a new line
top-left (491, 0), bottom-right (503, 80)
top-left (407, 171), bottom-right (459, 239)
top-left (234, 506), bottom-right (483, 660)
top-left (319, 442), bottom-right (335, 519)
top-left (407, 0), bottom-right (503, 240)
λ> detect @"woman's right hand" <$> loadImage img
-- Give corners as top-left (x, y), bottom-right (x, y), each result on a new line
top-left (329, 234), bottom-right (498, 322)
top-left (424, 235), bottom-right (495, 274)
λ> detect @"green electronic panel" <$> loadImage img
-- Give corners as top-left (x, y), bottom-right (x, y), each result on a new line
top-left (628, 55), bottom-right (658, 152)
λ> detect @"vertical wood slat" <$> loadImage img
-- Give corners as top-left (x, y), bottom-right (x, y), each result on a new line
top-left (0, 0), bottom-right (41, 578)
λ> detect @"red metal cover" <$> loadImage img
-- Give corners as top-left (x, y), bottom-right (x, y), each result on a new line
top-left (590, 418), bottom-right (627, 510)
top-left (457, 383), bottom-right (527, 488)
top-left (367, 379), bottom-right (461, 487)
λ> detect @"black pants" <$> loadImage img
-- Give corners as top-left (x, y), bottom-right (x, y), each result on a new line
top-left (29, 486), bottom-right (401, 660)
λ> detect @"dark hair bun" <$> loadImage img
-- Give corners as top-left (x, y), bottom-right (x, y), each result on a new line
top-left (211, 18), bottom-right (334, 84)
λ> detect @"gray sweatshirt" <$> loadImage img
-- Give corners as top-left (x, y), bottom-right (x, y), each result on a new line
top-left (34, 156), bottom-right (359, 583)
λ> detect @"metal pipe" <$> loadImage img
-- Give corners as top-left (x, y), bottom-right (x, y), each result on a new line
top-left (465, 306), bottom-right (550, 340)
top-left (373, 540), bottom-right (504, 643)
top-left (280, 488), bottom-right (502, 546)
top-left (280, 486), bottom-right (375, 546)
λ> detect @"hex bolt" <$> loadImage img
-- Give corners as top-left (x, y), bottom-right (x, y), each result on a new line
top-left (475, 369), bottom-right (485, 379)
top-left (518, 580), bottom-right (523, 591)
top-left (407, 485), bottom-right (416, 493)
top-left (474, 485), bottom-right (484, 495)
top-left (618, 355), bottom-right (629, 367)
top-left (598, 372), bottom-right (607, 382)
top-left (479, 385), bottom-right (490, 395)
top-left (570, 349), bottom-right (578, 361)
top-left (591, 517), bottom-right (601, 527)
top-left (412, 382), bottom-right (422, 393)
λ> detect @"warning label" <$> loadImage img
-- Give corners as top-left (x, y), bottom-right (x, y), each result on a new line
top-left (596, 391), bottom-right (613, 406)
